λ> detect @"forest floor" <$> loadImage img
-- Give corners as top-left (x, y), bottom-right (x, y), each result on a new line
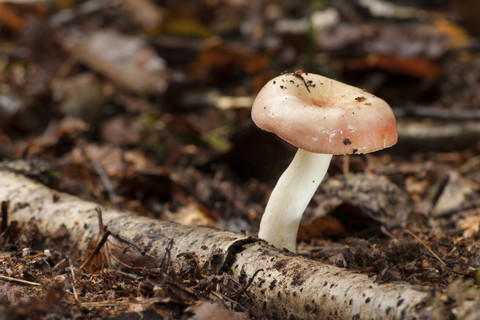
top-left (1, 0), bottom-right (480, 319)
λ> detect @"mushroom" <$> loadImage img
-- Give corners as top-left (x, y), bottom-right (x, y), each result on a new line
top-left (251, 71), bottom-right (398, 252)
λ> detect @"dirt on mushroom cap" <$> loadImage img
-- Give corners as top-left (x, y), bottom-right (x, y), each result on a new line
top-left (251, 72), bottom-right (398, 155)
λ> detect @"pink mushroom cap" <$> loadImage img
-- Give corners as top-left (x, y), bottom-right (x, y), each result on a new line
top-left (251, 72), bottom-right (398, 154)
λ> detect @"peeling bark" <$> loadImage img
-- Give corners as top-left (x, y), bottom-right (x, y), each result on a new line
top-left (233, 245), bottom-right (427, 319)
top-left (0, 169), bottom-right (252, 275)
top-left (0, 168), bottom-right (463, 319)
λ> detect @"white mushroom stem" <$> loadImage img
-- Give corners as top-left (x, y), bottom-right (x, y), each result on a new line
top-left (258, 148), bottom-right (332, 252)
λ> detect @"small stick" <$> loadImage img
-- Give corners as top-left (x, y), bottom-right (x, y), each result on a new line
top-left (404, 229), bottom-right (446, 266)
top-left (69, 258), bottom-right (79, 302)
top-left (159, 240), bottom-right (173, 270)
top-left (79, 229), bottom-right (111, 269)
top-left (293, 70), bottom-right (311, 93)
top-left (81, 143), bottom-right (116, 205)
top-left (89, 158), bottom-right (116, 203)
top-left (233, 268), bottom-right (264, 298)
top-left (92, 230), bottom-right (111, 257)
top-left (96, 206), bottom-right (105, 232)
top-left (95, 206), bottom-right (113, 267)
top-left (405, 229), bottom-right (470, 277)
top-left (52, 258), bottom-right (67, 271)
top-left (80, 297), bottom-right (166, 308)
top-left (211, 290), bottom-right (241, 310)
top-left (0, 275), bottom-right (41, 286)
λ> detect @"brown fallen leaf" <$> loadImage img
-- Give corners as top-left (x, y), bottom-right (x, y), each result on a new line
top-left (52, 72), bottom-right (104, 124)
top-left (432, 171), bottom-right (479, 216)
top-left (345, 54), bottom-right (441, 78)
top-left (0, 4), bottom-right (24, 32)
top-left (189, 37), bottom-right (272, 77)
top-left (457, 209), bottom-right (480, 238)
top-left (166, 202), bottom-right (217, 228)
top-left (101, 116), bottom-right (140, 147)
top-left (298, 215), bottom-right (346, 241)
top-left (65, 30), bottom-right (169, 93)
top-left (84, 144), bottom-right (126, 179)
top-left (27, 117), bottom-right (90, 157)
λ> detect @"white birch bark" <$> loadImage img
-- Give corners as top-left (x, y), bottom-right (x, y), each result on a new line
top-left (0, 168), bottom-right (475, 319)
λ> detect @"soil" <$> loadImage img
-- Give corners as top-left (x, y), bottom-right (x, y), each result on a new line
top-left (0, 0), bottom-right (479, 319)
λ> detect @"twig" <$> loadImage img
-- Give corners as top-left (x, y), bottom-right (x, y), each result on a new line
top-left (24, 252), bottom-right (47, 259)
top-left (293, 70), bottom-right (311, 93)
top-left (404, 229), bottom-right (468, 276)
top-left (233, 268), bottom-right (264, 298)
top-left (211, 290), bottom-right (242, 310)
top-left (0, 275), bottom-right (41, 286)
top-left (52, 258), bottom-right (67, 271)
top-left (89, 157), bottom-right (117, 203)
top-left (380, 225), bottom-right (394, 239)
top-left (79, 229), bottom-right (111, 269)
top-left (91, 206), bottom-right (111, 267)
top-left (69, 258), bottom-right (79, 302)
top-left (404, 229), bottom-right (446, 266)
top-left (79, 297), bottom-right (168, 308)
top-left (96, 206), bottom-right (105, 232)
top-left (159, 239), bottom-right (174, 270)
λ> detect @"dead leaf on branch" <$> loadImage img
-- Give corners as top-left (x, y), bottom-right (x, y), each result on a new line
top-left (80, 207), bottom-right (157, 274)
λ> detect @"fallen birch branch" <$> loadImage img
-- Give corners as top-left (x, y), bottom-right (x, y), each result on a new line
top-left (0, 168), bottom-right (477, 319)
